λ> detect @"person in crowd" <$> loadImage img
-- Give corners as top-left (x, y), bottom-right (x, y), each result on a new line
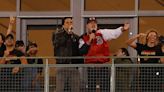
top-left (14, 40), bottom-right (43, 92)
top-left (0, 34), bottom-right (27, 92)
top-left (15, 40), bottom-right (26, 55)
top-left (0, 33), bottom-right (6, 57)
top-left (52, 17), bottom-right (82, 92)
top-left (114, 48), bottom-right (132, 63)
top-left (0, 16), bottom-right (23, 92)
top-left (14, 40), bottom-right (27, 91)
top-left (0, 16), bottom-right (15, 58)
top-left (0, 33), bottom-right (6, 91)
top-left (159, 36), bottom-right (164, 62)
top-left (126, 29), bottom-right (164, 91)
top-left (23, 41), bottom-right (43, 92)
top-left (114, 48), bottom-right (132, 92)
top-left (79, 17), bottom-right (129, 92)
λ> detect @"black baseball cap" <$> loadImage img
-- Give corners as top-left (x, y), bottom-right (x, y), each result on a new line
top-left (5, 34), bottom-right (14, 40)
top-left (87, 17), bottom-right (97, 24)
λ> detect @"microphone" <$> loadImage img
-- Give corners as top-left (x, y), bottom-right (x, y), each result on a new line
top-left (68, 26), bottom-right (73, 34)
top-left (92, 30), bottom-right (96, 33)
top-left (90, 30), bottom-right (96, 43)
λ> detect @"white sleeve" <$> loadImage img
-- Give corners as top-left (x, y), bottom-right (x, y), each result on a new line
top-left (79, 38), bottom-right (85, 48)
top-left (98, 27), bottom-right (123, 41)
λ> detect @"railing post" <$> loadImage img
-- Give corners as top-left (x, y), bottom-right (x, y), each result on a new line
top-left (110, 58), bottom-right (115, 92)
top-left (44, 58), bottom-right (49, 92)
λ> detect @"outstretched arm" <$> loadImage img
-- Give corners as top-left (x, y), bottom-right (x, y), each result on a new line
top-left (6, 16), bottom-right (16, 35)
top-left (99, 23), bottom-right (130, 41)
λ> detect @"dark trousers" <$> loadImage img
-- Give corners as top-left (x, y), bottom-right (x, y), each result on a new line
top-left (87, 67), bottom-right (110, 92)
top-left (0, 68), bottom-right (23, 92)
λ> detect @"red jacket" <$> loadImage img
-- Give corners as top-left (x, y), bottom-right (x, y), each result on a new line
top-left (82, 33), bottom-right (110, 63)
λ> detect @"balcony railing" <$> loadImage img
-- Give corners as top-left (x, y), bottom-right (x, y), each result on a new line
top-left (0, 56), bottom-right (164, 92)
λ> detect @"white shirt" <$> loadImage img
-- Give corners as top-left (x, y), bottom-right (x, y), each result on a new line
top-left (79, 27), bottom-right (123, 48)
top-left (97, 27), bottom-right (123, 41)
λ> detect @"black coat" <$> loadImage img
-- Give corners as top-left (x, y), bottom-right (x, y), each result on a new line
top-left (52, 28), bottom-right (83, 64)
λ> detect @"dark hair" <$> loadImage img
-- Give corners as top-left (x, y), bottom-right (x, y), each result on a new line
top-left (15, 40), bottom-right (24, 47)
top-left (120, 48), bottom-right (130, 56)
top-left (161, 43), bottom-right (164, 46)
top-left (120, 48), bottom-right (132, 63)
top-left (62, 17), bottom-right (72, 25)
top-left (5, 34), bottom-right (14, 40)
top-left (0, 33), bottom-right (5, 42)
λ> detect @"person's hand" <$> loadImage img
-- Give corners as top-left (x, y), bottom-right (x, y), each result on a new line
top-left (138, 33), bottom-right (146, 37)
top-left (9, 16), bottom-right (16, 25)
top-left (12, 67), bottom-right (20, 74)
top-left (89, 33), bottom-right (95, 42)
top-left (122, 23), bottom-right (130, 32)
top-left (27, 47), bottom-right (38, 54)
top-left (30, 47), bottom-right (38, 51)
top-left (7, 16), bottom-right (16, 35)
top-left (4, 50), bottom-right (10, 57)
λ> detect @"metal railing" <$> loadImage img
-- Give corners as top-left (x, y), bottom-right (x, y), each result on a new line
top-left (0, 56), bottom-right (164, 92)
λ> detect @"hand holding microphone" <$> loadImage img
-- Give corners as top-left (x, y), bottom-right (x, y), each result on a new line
top-left (68, 25), bottom-right (73, 34)
top-left (88, 30), bottom-right (96, 43)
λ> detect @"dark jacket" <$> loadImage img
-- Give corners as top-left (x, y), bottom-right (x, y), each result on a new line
top-left (52, 28), bottom-right (83, 64)
top-left (27, 58), bottom-right (43, 73)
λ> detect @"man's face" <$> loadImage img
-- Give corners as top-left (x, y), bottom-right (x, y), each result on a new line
top-left (86, 21), bottom-right (98, 34)
top-left (63, 18), bottom-right (73, 30)
top-left (5, 37), bottom-right (14, 47)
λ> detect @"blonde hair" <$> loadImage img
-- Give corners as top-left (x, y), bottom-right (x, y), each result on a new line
top-left (139, 28), bottom-right (159, 45)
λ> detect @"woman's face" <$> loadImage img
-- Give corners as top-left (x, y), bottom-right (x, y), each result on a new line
top-left (146, 32), bottom-right (158, 43)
